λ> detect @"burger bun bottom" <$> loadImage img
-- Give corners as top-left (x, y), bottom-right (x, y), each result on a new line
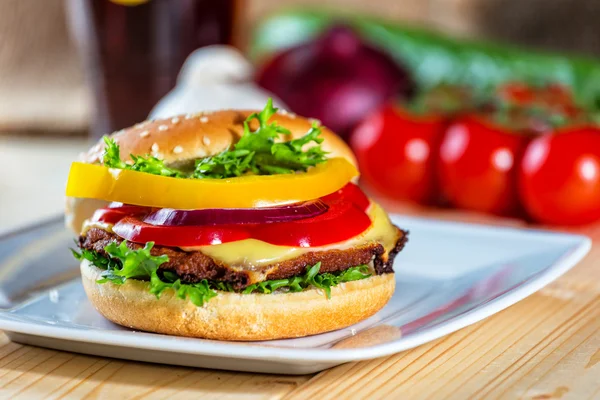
top-left (81, 260), bottom-right (395, 341)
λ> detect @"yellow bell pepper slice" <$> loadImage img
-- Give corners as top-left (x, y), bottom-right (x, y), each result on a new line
top-left (66, 158), bottom-right (358, 209)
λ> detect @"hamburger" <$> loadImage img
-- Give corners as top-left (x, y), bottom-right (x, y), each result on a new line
top-left (66, 99), bottom-right (408, 341)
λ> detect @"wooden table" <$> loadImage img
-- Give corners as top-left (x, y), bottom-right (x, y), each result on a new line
top-left (1, 137), bottom-right (599, 399)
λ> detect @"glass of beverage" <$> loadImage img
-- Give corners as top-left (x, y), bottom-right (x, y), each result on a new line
top-left (67, 0), bottom-right (237, 140)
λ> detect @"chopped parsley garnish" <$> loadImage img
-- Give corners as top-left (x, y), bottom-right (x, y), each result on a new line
top-left (103, 137), bottom-right (185, 178)
top-left (101, 98), bottom-right (327, 179)
top-left (193, 98), bottom-right (327, 178)
top-left (241, 263), bottom-right (371, 299)
top-left (72, 243), bottom-right (371, 306)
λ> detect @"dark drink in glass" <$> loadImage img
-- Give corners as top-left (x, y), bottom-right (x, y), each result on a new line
top-left (68, 0), bottom-right (236, 139)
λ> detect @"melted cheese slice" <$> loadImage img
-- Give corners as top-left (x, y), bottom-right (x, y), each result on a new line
top-left (183, 203), bottom-right (397, 270)
top-left (83, 202), bottom-right (399, 275)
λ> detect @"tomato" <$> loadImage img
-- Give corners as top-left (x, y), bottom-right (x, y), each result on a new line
top-left (112, 217), bottom-right (251, 246)
top-left (322, 181), bottom-right (370, 211)
top-left (252, 199), bottom-right (371, 247)
top-left (350, 105), bottom-right (445, 204)
top-left (102, 183), bottom-right (373, 247)
top-left (519, 127), bottom-right (600, 225)
top-left (112, 200), bottom-right (371, 247)
top-left (91, 204), bottom-right (151, 224)
top-left (438, 116), bottom-right (529, 216)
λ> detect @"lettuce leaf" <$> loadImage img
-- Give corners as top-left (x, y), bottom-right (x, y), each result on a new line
top-left (241, 262), bottom-right (372, 298)
top-left (73, 242), bottom-right (216, 307)
top-left (73, 243), bottom-right (371, 306)
top-left (149, 270), bottom-right (217, 307)
top-left (193, 98), bottom-right (327, 178)
top-left (102, 137), bottom-right (186, 178)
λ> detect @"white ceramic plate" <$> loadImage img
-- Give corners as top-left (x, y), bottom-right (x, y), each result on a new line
top-left (0, 215), bottom-right (590, 374)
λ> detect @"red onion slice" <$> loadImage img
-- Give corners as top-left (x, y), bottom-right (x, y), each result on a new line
top-left (143, 200), bottom-right (329, 226)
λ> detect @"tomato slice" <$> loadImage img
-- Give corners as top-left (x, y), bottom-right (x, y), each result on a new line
top-left (252, 200), bottom-right (371, 247)
top-left (112, 199), bottom-right (371, 248)
top-left (90, 205), bottom-right (150, 225)
top-left (105, 183), bottom-right (373, 248)
top-left (322, 182), bottom-right (370, 211)
top-left (113, 217), bottom-right (251, 246)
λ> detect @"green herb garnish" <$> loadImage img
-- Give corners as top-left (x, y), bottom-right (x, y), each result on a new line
top-left (73, 242), bottom-right (216, 307)
top-left (150, 270), bottom-right (217, 308)
top-left (103, 137), bottom-right (185, 178)
top-left (193, 98), bottom-right (327, 178)
top-left (101, 98), bottom-right (327, 179)
top-left (71, 247), bottom-right (120, 271)
top-left (74, 243), bottom-right (372, 306)
top-left (242, 262), bottom-right (371, 299)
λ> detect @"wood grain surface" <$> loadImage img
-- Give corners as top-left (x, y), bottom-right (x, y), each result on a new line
top-left (1, 139), bottom-right (599, 399)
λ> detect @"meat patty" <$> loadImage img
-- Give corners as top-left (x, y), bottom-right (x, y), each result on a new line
top-left (79, 227), bottom-right (408, 290)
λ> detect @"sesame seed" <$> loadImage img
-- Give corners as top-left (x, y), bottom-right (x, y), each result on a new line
top-left (203, 136), bottom-right (211, 146)
top-left (171, 117), bottom-right (180, 124)
top-left (139, 130), bottom-right (150, 138)
top-left (173, 145), bottom-right (183, 154)
top-left (309, 118), bottom-right (321, 125)
top-left (125, 160), bottom-right (134, 165)
top-left (185, 114), bottom-right (194, 120)
top-left (199, 117), bottom-right (209, 123)
top-left (278, 109), bottom-right (296, 118)
top-left (151, 143), bottom-right (160, 152)
top-left (158, 125), bottom-right (169, 131)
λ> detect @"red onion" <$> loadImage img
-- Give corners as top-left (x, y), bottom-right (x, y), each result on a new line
top-left (143, 200), bottom-right (329, 226)
top-left (256, 25), bottom-right (414, 138)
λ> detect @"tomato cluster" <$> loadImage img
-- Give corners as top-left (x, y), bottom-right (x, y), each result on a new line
top-left (350, 83), bottom-right (600, 225)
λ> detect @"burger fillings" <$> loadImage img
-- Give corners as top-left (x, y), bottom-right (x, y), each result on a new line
top-left (66, 99), bottom-right (408, 340)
